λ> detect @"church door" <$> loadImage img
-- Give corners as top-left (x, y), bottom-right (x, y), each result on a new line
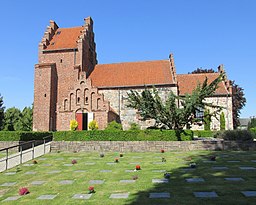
top-left (76, 113), bottom-right (88, 130)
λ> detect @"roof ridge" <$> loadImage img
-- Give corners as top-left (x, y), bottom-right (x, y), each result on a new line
top-left (57, 26), bottom-right (83, 30)
top-left (97, 59), bottom-right (169, 66)
top-left (177, 73), bottom-right (219, 76)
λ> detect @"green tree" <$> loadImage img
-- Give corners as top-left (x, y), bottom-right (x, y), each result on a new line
top-left (105, 121), bottom-right (123, 131)
top-left (127, 74), bottom-right (223, 137)
top-left (0, 93), bottom-right (5, 130)
top-left (4, 107), bottom-right (21, 131)
top-left (232, 81), bottom-right (246, 129)
top-left (248, 118), bottom-right (256, 129)
top-left (204, 109), bottom-right (211, 130)
top-left (220, 112), bottom-right (226, 130)
top-left (19, 106), bottom-right (33, 131)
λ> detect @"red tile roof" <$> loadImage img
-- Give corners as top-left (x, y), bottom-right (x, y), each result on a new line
top-left (177, 73), bottom-right (229, 95)
top-left (89, 60), bottom-right (175, 87)
top-left (45, 27), bottom-right (83, 50)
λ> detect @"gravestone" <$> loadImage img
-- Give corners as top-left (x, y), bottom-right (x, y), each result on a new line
top-left (74, 170), bottom-right (87, 173)
top-left (107, 162), bottom-right (116, 165)
top-left (23, 164), bottom-right (34, 167)
top-left (38, 158), bottom-right (47, 160)
top-left (251, 160), bottom-right (256, 163)
top-left (153, 162), bottom-right (165, 165)
top-left (129, 162), bottom-right (140, 165)
top-left (194, 192), bottom-right (218, 198)
top-left (42, 164), bottom-right (52, 166)
top-left (125, 170), bottom-right (134, 173)
top-left (89, 180), bottom-right (104, 184)
top-left (59, 180), bottom-right (74, 185)
top-left (56, 158), bottom-right (64, 161)
top-left (1, 182), bottom-right (16, 187)
top-left (63, 164), bottom-right (73, 167)
top-left (120, 180), bottom-right (135, 183)
top-left (85, 162), bottom-right (95, 165)
top-left (186, 178), bottom-right (205, 183)
top-left (47, 170), bottom-right (61, 174)
top-left (202, 160), bottom-right (216, 163)
top-left (225, 178), bottom-right (244, 181)
top-left (100, 170), bottom-right (112, 173)
top-left (2, 196), bottom-right (21, 202)
top-left (152, 179), bottom-right (169, 183)
top-left (239, 167), bottom-right (256, 170)
top-left (109, 193), bottom-right (129, 199)
top-left (212, 166), bottom-right (228, 170)
top-left (227, 160), bottom-right (240, 163)
top-left (31, 181), bottom-right (46, 185)
top-left (4, 172), bottom-right (16, 175)
top-left (72, 194), bottom-right (92, 199)
top-left (149, 192), bottom-right (170, 199)
top-left (25, 171), bottom-right (37, 175)
top-left (37, 195), bottom-right (57, 200)
top-left (152, 170), bottom-right (166, 173)
top-left (241, 191), bottom-right (256, 197)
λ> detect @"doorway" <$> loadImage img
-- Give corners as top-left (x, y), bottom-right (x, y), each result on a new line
top-left (76, 113), bottom-right (88, 130)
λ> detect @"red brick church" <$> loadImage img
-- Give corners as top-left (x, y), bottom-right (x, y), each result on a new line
top-left (33, 17), bottom-right (233, 131)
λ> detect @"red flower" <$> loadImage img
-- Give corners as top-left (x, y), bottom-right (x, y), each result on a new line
top-left (161, 149), bottom-right (165, 153)
top-left (19, 187), bottom-right (29, 195)
top-left (135, 165), bottom-right (141, 170)
top-left (88, 186), bottom-right (94, 191)
top-left (71, 159), bottom-right (77, 164)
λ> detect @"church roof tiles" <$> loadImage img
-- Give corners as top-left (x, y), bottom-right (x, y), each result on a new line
top-left (89, 60), bottom-right (175, 88)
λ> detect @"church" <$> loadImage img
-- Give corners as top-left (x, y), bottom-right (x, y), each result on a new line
top-left (33, 17), bottom-right (233, 131)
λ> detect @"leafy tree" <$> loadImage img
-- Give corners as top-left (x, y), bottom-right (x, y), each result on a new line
top-left (4, 107), bottom-right (21, 131)
top-left (220, 112), bottom-right (226, 130)
top-left (0, 93), bottom-right (4, 130)
top-left (248, 118), bottom-right (256, 129)
top-left (232, 81), bottom-right (246, 129)
top-left (19, 106), bottom-right (33, 131)
top-left (204, 109), bottom-right (211, 130)
top-left (127, 74), bottom-right (223, 138)
top-left (105, 121), bottom-right (123, 131)
top-left (189, 68), bottom-right (216, 74)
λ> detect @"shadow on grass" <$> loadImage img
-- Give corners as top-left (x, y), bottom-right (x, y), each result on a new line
top-left (125, 149), bottom-right (256, 205)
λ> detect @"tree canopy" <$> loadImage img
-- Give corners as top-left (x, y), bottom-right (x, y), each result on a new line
top-left (127, 74), bottom-right (224, 132)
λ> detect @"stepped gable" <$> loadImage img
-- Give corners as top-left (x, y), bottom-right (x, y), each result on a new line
top-left (89, 60), bottom-right (176, 88)
top-left (177, 72), bottom-right (230, 96)
top-left (45, 26), bottom-right (84, 50)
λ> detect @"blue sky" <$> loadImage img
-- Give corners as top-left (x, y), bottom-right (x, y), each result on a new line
top-left (0, 0), bottom-right (255, 118)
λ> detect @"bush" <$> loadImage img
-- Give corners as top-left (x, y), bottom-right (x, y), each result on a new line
top-left (105, 121), bottom-right (122, 131)
top-left (0, 131), bottom-right (52, 141)
top-left (70, 119), bottom-right (78, 131)
top-left (53, 130), bottom-right (193, 141)
top-left (129, 123), bottom-right (140, 130)
top-left (89, 120), bottom-right (99, 130)
top-left (214, 130), bottom-right (254, 141)
top-left (195, 130), bottom-right (214, 138)
top-left (250, 128), bottom-right (256, 138)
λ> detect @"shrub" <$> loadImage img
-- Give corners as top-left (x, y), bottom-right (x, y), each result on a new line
top-left (89, 120), bottom-right (99, 130)
top-left (19, 187), bottom-right (29, 195)
top-left (214, 130), bottom-right (254, 141)
top-left (105, 121), bottom-right (122, 131)
top-left (220, 112), bottom-right (225, 130)
top-left (129, 123), bottom-right (140, 130)
top-left (204, 109), bottom-right (211, 130)
top-left (0, 131), bottom-right (52, 141)
top-left (70, 119), bottom-right (78, 131)
top-left (195, 130), bottom-right (214, 138)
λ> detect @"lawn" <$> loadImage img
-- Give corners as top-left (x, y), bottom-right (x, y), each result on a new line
top-left (0, 150), bottom-right (256, 204)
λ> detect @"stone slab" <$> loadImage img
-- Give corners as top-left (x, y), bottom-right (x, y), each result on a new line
top-left (74, 170), bottom-right (87, 173)
top-left (89, 180), bottom-right (104, 184)
top-left (132, 156), bottom-right (143, 159)
top-left (47, 170), bottom-right (61, 174)
top-left (225, 177), bottom-right (244, 181)
top-left (152, 170), bottom-right (166, 173)
top-left (186, 178), bottom-right (205, 183)
top-left (194, 192), bottom-right (218, 198)
top-left (25, 171), bottom-right (37, 175)
top-left (129, 162), bottom-right (140, 165)
top-left (59, 180), bottom-right (74, 185)
top-left (38, 158), bottom-right (47, 160)
top-left (63, 164), bottom-right (73, 167)
top-left (152, 162), bottom-right (165, 165)
top-left (227, 160), bottom-right (240, 163)
top-left (1, 182), bottom-right (17, 187)
top-left (107, 162), bottom-right (116, 165)
top-left (109, 193), bottom-right (129, 199)
top-left (241, 191), bottom-right (256, 197)
top-left (212, 166), bottom-right (228, 170)
top-left (23, 164), bottom-right (34, 167)
top-left (100, 170), bottom-right (112, 173)
top-left (72, 194), bottom-right (92, 199)
top-left (120, 180), bottom-right (135, 183)
top-left (85, 162), bottom-right (95, 165)
top-left (42, 164), bottom-right (52, 166)
top-left (149, 192), bottom-right (170, 199)
top-left (37, 195), bottom-right (57, 200)
top-left (55, 158), bottom-right (64, 161)
top-left (4, 172), bottom-right (16, 175)
top-left (152, 179), bottom-right (169, 183)
top-left (181, 168), bottom-right (194, 172)
top-left (31, 180), bottom-right (46, 185)
top-left (2, 196), bottom-right (21, 202)
top-left (202, 160), bottom-right (216, 163)
top-left (239, 167), bottom-right (256, 170)
top-left (251, 160), bottom-right (256, 163)
top-left (125, 170), bottom-right (134, 173)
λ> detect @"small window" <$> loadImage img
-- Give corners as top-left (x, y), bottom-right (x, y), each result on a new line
top-left (51, 42), bottom-right (55, 45)
top-left (60, 59), bottom-right (62, 63)
top-left (85, 97), bottom-right (88, 103)
top-left (195, 107), bottom-right (204, 119)
top-left (56, 31), bottom-right (61, 35)
top-left (44, 94), bottom-right (47, 97)
top-left (77, 97), bottom-right (80, 103)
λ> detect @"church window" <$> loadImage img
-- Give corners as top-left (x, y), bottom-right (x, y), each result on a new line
top-left (56, 31), bottom-right (61, 35)
top-left (60, 59), bottom-right (62, 63)
top-left (44, 94), bottom-right (46, 97)
top-left (77, 97), bottom-right (80, 103)
top-left (64, 99), bottom-right (68, 111)
top-left (85, 97), bottom-right (88, 104)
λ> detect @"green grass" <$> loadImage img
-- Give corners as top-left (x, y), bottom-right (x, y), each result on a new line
top-left (0, 150), bottom-right (256, 204)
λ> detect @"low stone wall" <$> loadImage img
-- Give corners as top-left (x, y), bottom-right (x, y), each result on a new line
top-left (50, 141), bottom-right (256, 152)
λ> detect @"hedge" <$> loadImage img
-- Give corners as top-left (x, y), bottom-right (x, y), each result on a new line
top-left (194, 130), bottom-right (215, 138)
top-left (0, 131), bottom-right (52, 141)
top-left (53, 130), bottom-right (193, 141)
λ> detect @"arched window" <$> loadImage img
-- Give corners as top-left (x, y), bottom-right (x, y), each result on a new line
top-left (64, 99), bottom-right (68, 111)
